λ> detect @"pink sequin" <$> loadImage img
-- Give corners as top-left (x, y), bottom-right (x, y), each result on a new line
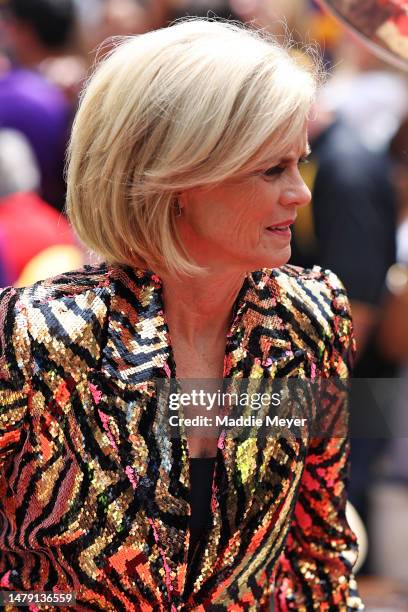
top-left (217, 429), bottom-right (226, 450)
top-left (311, 362), bottom-right (317, 380)
top-left (125, 465), bottom-right (139, 489)
top-left (89, 382), bottom-right (103, 404)
top-left (98, 409), bottom-right (119, 452)
top-left (0, 570), bottom-right (11, 587)
top-left (147, 517), bottom-right (174, 599)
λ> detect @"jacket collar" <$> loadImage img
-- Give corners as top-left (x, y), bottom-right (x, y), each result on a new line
top-left (99, 264), bottom-right (302, 380)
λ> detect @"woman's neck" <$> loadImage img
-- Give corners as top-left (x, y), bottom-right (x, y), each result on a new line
top-left (160, 269), bottom-right (246, 347)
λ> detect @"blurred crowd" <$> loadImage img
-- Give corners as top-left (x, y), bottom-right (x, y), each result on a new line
top-left (1, 0), bottom-right (408, 598)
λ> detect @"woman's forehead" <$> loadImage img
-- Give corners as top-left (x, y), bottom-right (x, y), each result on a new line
top-left (260, 135), bottom-right (311, 166)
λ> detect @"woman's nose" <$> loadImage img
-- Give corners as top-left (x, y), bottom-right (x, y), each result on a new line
top-left (280, 172), bottom-right (311, 208)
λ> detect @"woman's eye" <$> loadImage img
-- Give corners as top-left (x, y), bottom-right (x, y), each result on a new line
top-left (263, 165), bottom-right (285, 177)
top-left (261, 157), bottom-right (310, 178)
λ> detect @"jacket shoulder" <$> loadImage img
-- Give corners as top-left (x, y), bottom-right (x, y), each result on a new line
top-left (15, 262), bottom-right (111, 304)
top-left (0, 286), bottom-right (31, 384)
top-left (3, 264), bottom-right (113, 371)
top-left (250, 264), bottom-right (353, 345)
top-left (264, 264), bottom-right (351, 315)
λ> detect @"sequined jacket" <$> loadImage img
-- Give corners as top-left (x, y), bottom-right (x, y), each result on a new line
top-left (0, 263), bottom-right (364, 611)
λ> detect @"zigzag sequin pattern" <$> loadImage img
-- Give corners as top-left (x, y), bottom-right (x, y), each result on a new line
top-left (0, 263), bottom-right (364, 610)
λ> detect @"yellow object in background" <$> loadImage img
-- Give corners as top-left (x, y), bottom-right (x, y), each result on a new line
top-left (294, 158), bottom-right (319, 255)
top-left (15, 244), bottom-right (84, 287)
top-left (310, 10), bottom-right (344, 47)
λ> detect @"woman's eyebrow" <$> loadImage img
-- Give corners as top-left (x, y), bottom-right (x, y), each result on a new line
top-left (277, 145), bottom-right (312, 164)
top-left (257, 144), bottom-right (312, 170)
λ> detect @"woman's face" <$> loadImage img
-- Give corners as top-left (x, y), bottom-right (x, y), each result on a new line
top-left (177, 131), bottom-right (311, 273)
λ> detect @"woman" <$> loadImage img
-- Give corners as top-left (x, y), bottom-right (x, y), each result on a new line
top-left (0, 19), bottom-right (364, 610)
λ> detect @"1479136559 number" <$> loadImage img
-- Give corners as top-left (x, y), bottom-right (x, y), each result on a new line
top-left (0, 591), bottom-right (76, 606)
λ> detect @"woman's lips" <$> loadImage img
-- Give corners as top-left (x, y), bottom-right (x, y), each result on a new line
top-left (265, 223), bottom-right (293, 238)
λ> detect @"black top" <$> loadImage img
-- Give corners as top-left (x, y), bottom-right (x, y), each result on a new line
top-left (187, 456), bottom-right (216, 566)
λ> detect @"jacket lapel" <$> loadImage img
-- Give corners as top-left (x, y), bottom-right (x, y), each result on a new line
top-left (86, 266), bottom-right (191, 607)
top-left (224, 269), bottom-right (308, 377)
top-left (191, 270), bottom-right (310, 596)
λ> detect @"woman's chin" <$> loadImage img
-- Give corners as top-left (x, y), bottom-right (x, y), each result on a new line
top-left (251, 246), bottom-right (292, 270)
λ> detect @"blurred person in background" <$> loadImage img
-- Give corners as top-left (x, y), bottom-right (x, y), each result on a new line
top-left (77, 0), bottom-right (184, 56)
top-left (319, 33), bottom-right (408, 153)
top-left (230, 0), bottom-right (308, 41)
top-left (368, 113), bottom-right (408, 585)
top-left (78, 0), bottom-right (151, 57)
top-left (288, 7), bottom-right (407, 579)
top-left (0, 0), bottom-right (79, 211)
top-left (0, 129), bottom-right (82, 287)
top-left (169, 0), bottom-right (309, 41)
top-left (385, 113), bottom-right (408, 290)
top-left (295, 95), bottom-right (398, 362)
top-left (291, 90), bottom-right (398, 573)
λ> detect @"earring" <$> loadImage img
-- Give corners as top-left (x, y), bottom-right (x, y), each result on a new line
top-left (174, 201), bottom-right (182, 217)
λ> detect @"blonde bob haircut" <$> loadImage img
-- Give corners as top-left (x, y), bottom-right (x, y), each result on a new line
top-left (66, 18), bottom-right (321, 276)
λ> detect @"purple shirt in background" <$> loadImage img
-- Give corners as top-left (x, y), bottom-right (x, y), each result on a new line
top-left (0, 67), bottom-right (72, 211)
top-left (0, 228), bottom-right (11, 287)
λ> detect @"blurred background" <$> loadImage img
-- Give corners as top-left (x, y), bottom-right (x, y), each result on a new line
top-left (0, 0), bottom-right (408, 608)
